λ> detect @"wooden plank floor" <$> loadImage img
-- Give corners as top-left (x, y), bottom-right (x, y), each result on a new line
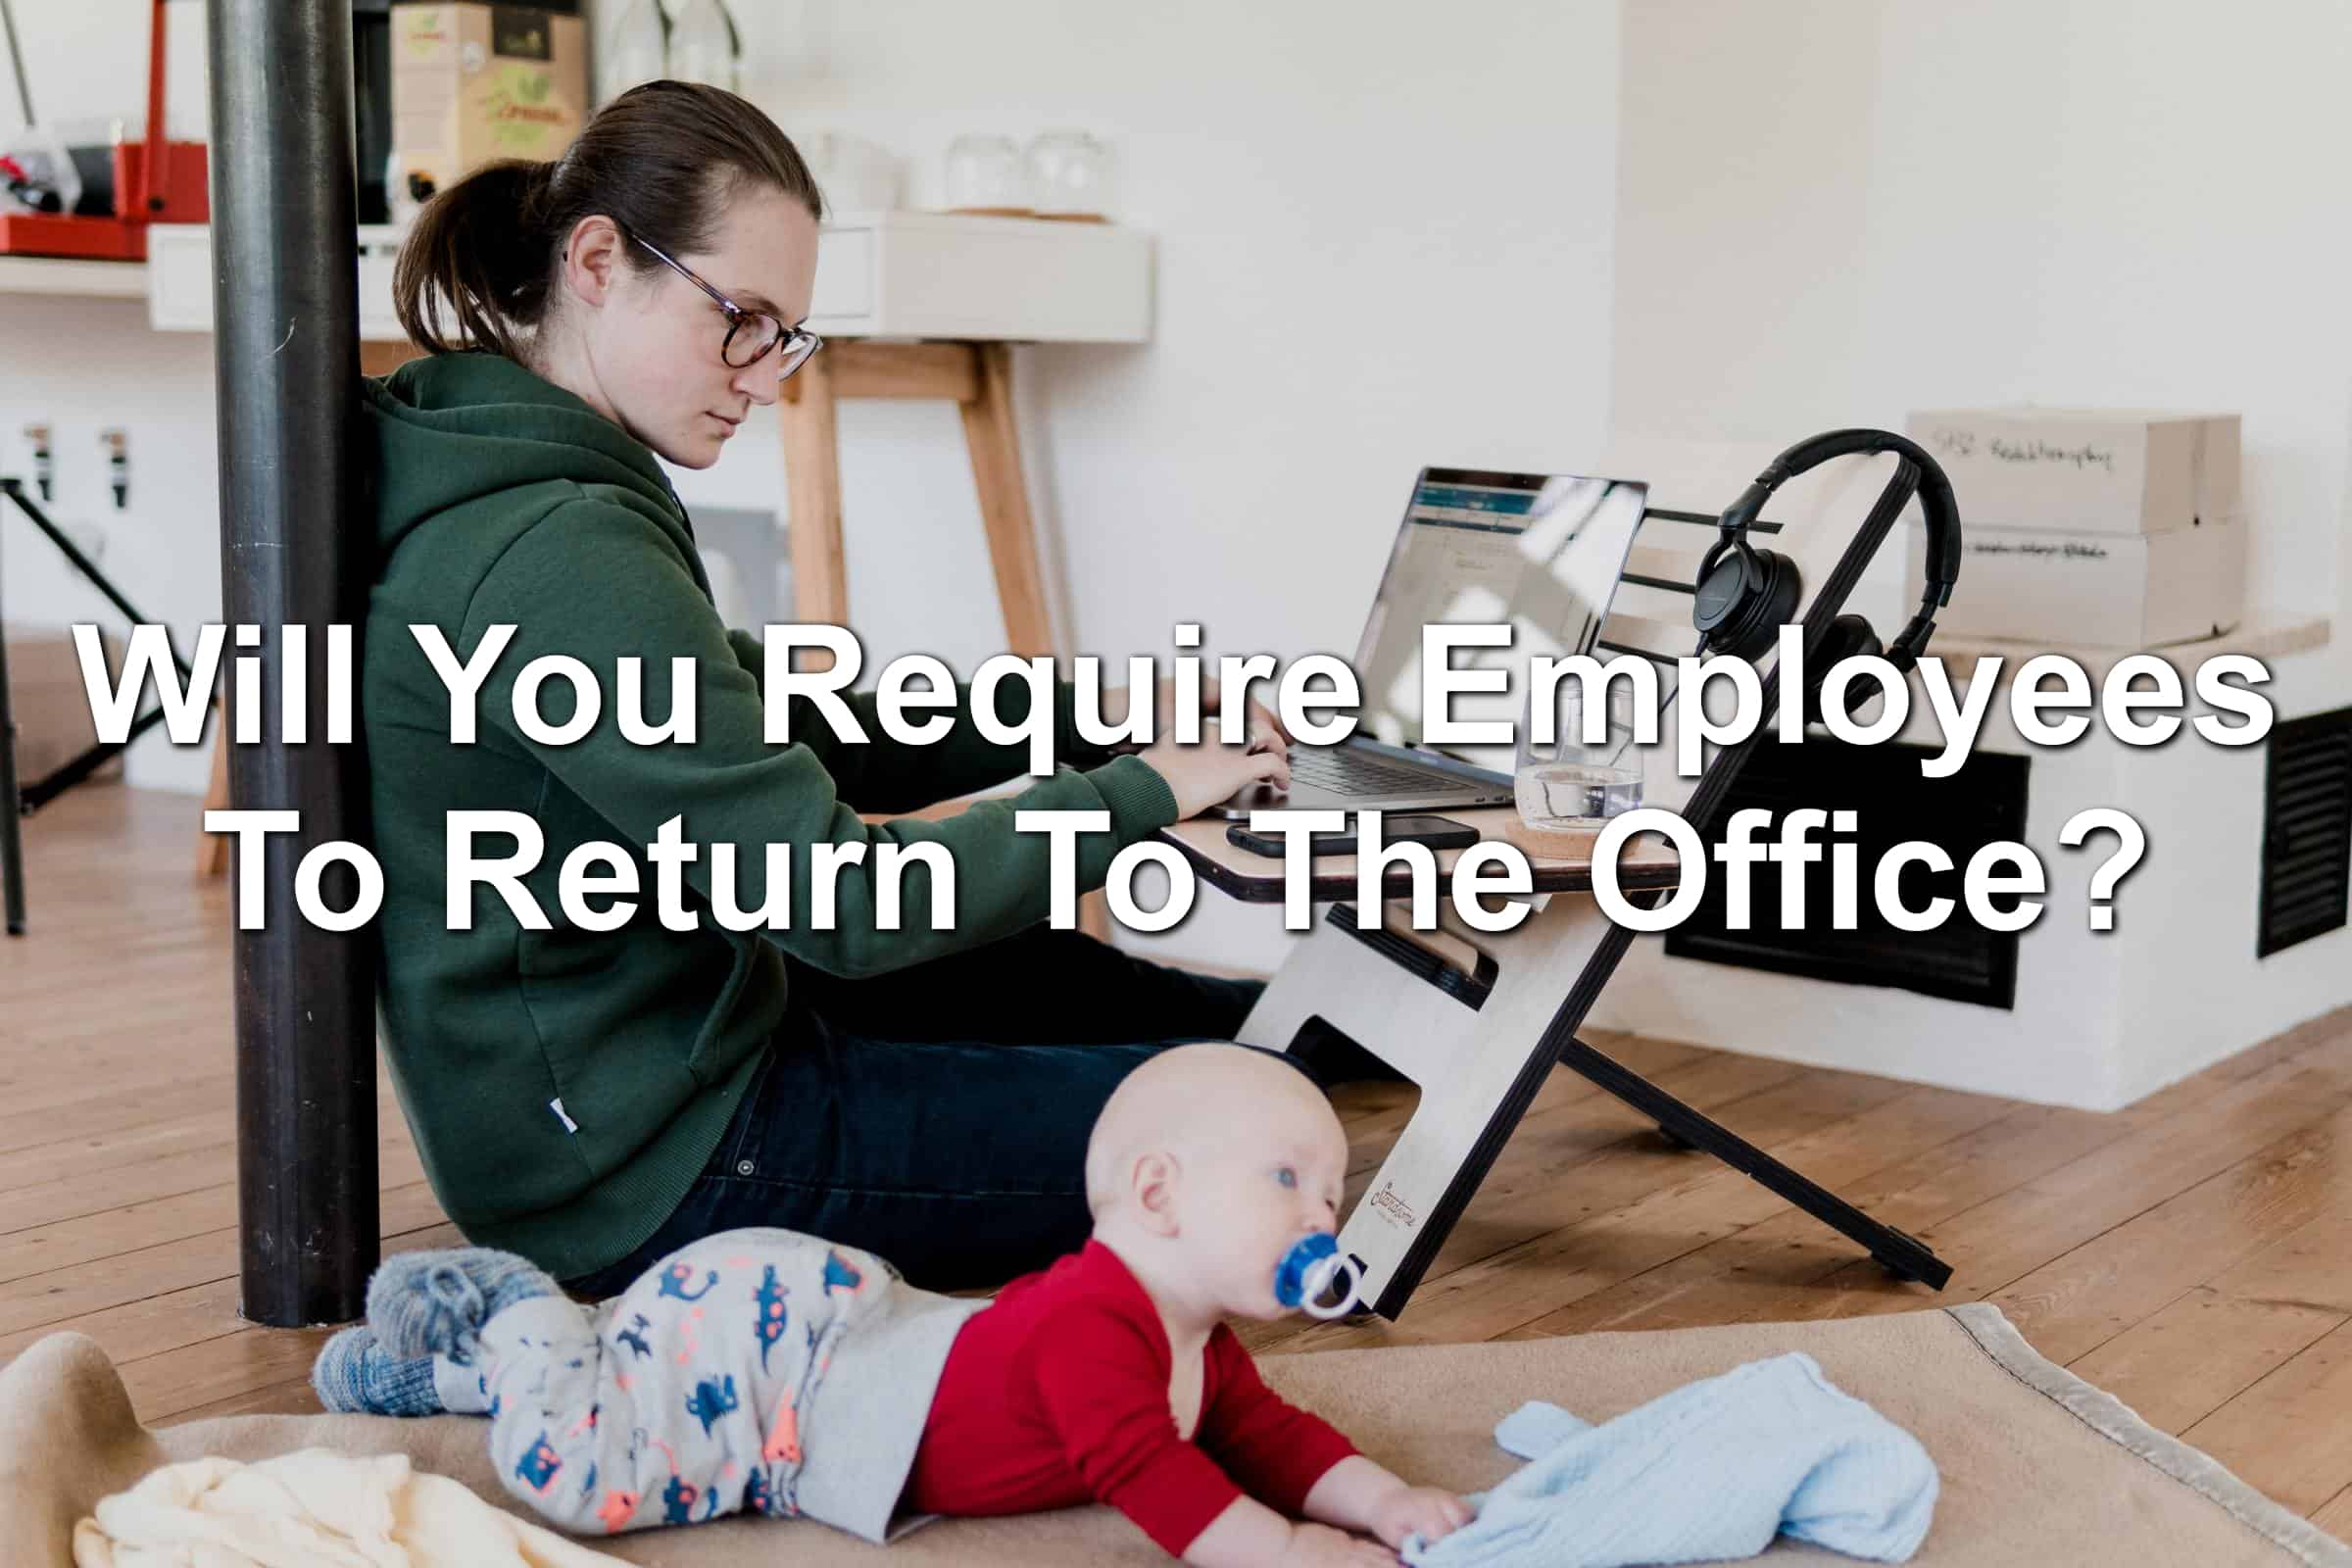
top-left (5, 784), bottom-right (2351, 1529)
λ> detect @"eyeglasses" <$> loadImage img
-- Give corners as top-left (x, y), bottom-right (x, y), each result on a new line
top-left (625, 229), bottom-right (823, 379)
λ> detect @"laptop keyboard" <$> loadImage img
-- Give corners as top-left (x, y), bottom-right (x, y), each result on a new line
top-left (1286, 747), bottom-right (1456, 797)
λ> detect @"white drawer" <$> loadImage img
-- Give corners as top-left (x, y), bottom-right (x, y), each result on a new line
top-left (148, 223), bottom-right (409, 341)
top-left (804, 210), bottom-right (1152, 342)
top-left (808, 226), bottom-right (874, 322)
top-left (145, 224), bottom-right (214, 332)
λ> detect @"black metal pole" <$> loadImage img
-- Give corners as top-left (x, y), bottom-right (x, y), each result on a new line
top-left (208, 0), bottom-right (378, 1326)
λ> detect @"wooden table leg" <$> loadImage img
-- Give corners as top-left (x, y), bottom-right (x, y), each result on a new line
top-left (779, 350), bottom-right (847, 675)
top-left (957, 342), bottom-right (1056, 661)
top-left (953, 344), bottom-right (1111, 939)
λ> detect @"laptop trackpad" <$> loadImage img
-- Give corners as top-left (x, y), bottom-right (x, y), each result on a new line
top-left (1208, 782), bottom-right (1290, 819)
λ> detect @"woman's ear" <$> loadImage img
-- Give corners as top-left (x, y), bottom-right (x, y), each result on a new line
top-left (562, 215), bottom-right (625, 309)
top-left (1133, 1152), bottom-right (1182, 1237)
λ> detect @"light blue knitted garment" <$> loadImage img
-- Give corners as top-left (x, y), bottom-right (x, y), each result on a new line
top-left (1401, 1351), bottom-right (1937, 1567)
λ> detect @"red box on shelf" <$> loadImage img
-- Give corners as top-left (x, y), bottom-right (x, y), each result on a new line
top-left (0, 140), bottom-right (209, 262)
top-left (113, 138), bottom-right (211, 225)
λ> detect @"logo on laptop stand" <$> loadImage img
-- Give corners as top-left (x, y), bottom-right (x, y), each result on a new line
top-left (1368, 1180), bottom-right (1417, 1231)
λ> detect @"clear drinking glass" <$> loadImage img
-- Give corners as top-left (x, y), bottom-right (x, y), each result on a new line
top-left (1514, 676), bottom-right (1643, 831)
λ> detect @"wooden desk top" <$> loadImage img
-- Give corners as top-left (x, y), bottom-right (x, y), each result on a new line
top-left (1157, 807), bottom-right (1685, 905)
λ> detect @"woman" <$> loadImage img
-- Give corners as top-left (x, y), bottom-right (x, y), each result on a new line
top-left (363, 82), bottom-right (1305, 1298)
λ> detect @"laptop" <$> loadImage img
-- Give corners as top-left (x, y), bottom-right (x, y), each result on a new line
top-left (1207, 466), bottom-right (1648, 819)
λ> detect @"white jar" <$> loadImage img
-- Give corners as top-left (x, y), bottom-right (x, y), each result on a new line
top-left (943, 134), bottom-right (1030, 215)
top-left (1026, 129), bottom-right (1111, 220)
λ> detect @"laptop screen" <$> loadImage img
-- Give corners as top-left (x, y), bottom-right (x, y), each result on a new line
top-left (1349, 467), bottom-right (1649, 777)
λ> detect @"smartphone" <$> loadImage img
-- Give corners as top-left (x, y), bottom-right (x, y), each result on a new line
top-left (1226, 813), bottom-right (1482, 859)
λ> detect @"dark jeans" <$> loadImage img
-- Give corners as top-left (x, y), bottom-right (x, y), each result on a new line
top-left (562, 924), bottom-right (1318, 1298)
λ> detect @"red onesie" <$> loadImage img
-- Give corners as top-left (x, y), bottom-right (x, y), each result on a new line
top-left (903, 1239), bottom-right (1361, 1556)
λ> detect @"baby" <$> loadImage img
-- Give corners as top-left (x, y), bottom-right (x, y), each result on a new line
top-left (315, 1043), bottom-right (1468, 1565)
top-left (904, 1043), bottom-right (1469, 1564)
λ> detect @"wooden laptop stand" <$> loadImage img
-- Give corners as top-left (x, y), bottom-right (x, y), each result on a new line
top-left (1159, 479), bottom-right (1957, 1320)
top-left (1163, 809), bottom-right (1950, 1320)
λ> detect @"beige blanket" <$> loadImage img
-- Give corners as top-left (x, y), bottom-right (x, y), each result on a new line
top-left (70, 1449), bottom-right (627, 1568)
top-left (10, 1303), bottom-right (2347, 1567)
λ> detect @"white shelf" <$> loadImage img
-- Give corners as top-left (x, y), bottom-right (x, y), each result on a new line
top-left (0, 254), bottom-right (148, 300)
top-left (138, 212), bottom-right (1153, 345)
top-left (146, 224), bottom-right (411, 341)
top-left (805, 209), bottom-right (1152, 343)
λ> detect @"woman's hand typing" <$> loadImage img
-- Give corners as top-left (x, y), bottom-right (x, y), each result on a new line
top-left (1101, 675), bottom-right (1294, 753)
top-left (1135, 730), bottom-right (1292, 820)
top-left (1103, 672), bottom-right (1295, 819)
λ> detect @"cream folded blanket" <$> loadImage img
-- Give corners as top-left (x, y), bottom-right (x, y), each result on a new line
top-left (72, 1447), bottom-right (627, 1568)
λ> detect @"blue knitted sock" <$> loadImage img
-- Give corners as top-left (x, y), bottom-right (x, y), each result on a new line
top-left (312, 1325), bottom-right (444, 1416)
top-left (366, 1246), bottom-right (560, 1364)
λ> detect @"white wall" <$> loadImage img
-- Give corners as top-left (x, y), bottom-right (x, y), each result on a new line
top-left (0, 0), bottom-right (211, 142)
top-left (1592, 0), bottom-right (2352, 1106)
top-left (1611, 0), bottom-right (2352, 654)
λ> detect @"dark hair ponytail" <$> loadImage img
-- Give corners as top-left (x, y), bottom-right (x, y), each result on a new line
top-left (393, 80), bottom-right (824, 360)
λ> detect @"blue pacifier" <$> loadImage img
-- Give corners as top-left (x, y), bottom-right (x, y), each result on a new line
top-left (1274, 1233), bottom-right (1363, 1319)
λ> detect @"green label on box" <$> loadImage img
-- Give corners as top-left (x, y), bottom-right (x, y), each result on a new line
top-left (491, 7), bottom-right (552, 60)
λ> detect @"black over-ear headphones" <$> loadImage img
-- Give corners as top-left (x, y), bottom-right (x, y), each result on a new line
top-left (1690, 428), bottom-right (1964, 716)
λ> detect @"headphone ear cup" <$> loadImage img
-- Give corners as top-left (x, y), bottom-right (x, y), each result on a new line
top-left (1756, 551), bottom-right (1804, 649)
top-left (1693, 545), bottom-right (1760, 652)
top-left (1801, 613), bottom-right (1886, 726)
top-left (1708, 547), bottom-right (1801, 662)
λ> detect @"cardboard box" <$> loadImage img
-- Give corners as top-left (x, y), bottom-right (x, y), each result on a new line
top-left (392, 4), bottom-right (588, 196)
top-left (4, 625), bottom-right (123, 785)
top-left (1908, 514), bottom-right (2246, 650)
top-left (1904, 407), bottom-right (2240, 535)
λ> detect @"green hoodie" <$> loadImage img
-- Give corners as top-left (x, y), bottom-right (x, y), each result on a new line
top-left (364, 353), bottom-right (1180, 1280)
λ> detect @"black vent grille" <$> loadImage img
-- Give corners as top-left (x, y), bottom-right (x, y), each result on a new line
top-left (1663, 735), bottom-right (2031, 1008)
top-left (2259, 707), bottom-right (2352, 958)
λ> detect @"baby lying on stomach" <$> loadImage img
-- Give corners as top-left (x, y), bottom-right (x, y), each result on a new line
top-left (906, 1042), bottom-right (1470, 1564)
top-left (316, 1043), bottom-right (1469, 1565)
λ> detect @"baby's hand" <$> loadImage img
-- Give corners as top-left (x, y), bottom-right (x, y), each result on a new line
top-left (1281, 1521), bottom-right (1399, 1566)
top-left (1369, 1485), bottom-right (1473, 1548)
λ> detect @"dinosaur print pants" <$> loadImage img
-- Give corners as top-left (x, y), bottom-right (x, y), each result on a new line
top-left (476, 1228), bottom-right (890, 1535)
